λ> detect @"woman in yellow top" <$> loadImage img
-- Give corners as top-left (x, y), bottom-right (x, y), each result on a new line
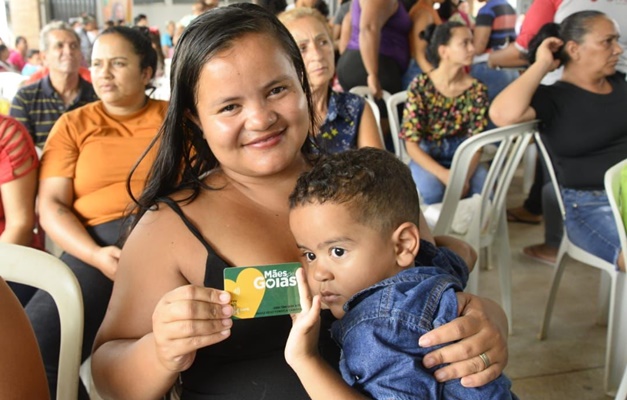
top-left (32, 26), bottom-right (167, 400)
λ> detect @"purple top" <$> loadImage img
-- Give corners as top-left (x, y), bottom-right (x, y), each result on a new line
top-left (347, 0), bottom-right (411, 71)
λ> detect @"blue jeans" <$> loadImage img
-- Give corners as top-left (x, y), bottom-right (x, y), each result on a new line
top-left (562, 188), bottom-right (621, 266)
top-left (409, 136), bottom-right (488, 205)
top-left (470, 62), bottom-right (519, 102)
top-left (401, 59), bottom-right (423, 90)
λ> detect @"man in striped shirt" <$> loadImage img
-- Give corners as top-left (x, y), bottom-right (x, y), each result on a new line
top-left (10, 21), bottom-right (98, 147)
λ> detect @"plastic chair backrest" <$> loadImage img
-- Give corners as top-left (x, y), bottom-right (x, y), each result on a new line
top-left (0, 243), bottom-right (84, 400)
top-left (348, 86), bottom-right (390, 150)
top-left (533, 132), bottom-right (566, 218)
top-left (605, 159), bottom-right (627, 264)
top-left (385, 90), bottom-right (409, 162)
top-left (0, 72), bottom-right (27, 100)
top-left (433, 121), bottom-right (538, 237)
top-left (605, 160), bottom-right (627, 400)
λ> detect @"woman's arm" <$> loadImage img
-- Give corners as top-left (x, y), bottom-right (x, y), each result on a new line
top-left (489, 37), bottom-right (562, 126)
top-left (419, 294), bottom-right (508, 387)
top-left (38, 177), bottom-right (120, 279)
top-left (359, 0), bottom-right (393, 98)
top-left (0, 169), bottom-right (37, 245)
top-left (0, 116), bottom-right (38, 246)
top-left (473, 26), bottom-right (491, 55)
top-left (339, 10), bottom-right (352, 54)
top-left (405, 140), bottom-right (450, 185)
top-left (409, 10), bottom-right (434, 73)
top-left (92, 209), bottom-right (233, 399)
top-left (356, 102), bottom-right (384, 149)
top-left (487, 43), bottom-right (528, 68)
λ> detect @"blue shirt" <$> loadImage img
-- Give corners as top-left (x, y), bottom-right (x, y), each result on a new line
top-left (317, 90), bottom-right (365, 154)
top-left (161, 33), bottom-right (173, 48)
top-left (331, 241), bottom-right (516, 399)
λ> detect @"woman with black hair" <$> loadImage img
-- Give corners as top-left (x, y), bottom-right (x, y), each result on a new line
top-left (33, 26), bottom-right (167, 399)
top-left (401, 22), bottom-right (488, 205)
top-left (490, 11), bottom-right (626, 270)
top-left (92, 5), bottom-right (511, 399)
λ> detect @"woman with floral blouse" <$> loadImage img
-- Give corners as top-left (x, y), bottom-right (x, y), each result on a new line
top-left (401, 21), bottom-right (488, 204)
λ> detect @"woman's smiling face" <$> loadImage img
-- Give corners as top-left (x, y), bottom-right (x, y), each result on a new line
top-left (192, 33), bottom-right (310, 180)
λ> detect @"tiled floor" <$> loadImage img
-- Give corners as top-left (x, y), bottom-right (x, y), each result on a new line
top-left (480, 173), bottom-right (613, 399)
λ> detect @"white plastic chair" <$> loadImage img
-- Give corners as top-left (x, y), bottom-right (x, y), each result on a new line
top-left (0, 243), bottom-right (84, 400)
top-left (385, 90), bottom-right (409, 163)
top-left (604, 159), bottom-right (627, 398)
top-left (0, 71), bottom-right (27, 101)
top-left (348, 86), bottom-right (391, 150)
top-left (430, 121), bottom-right (538, 332)
top-left (535, 133), bottom-right (622, 394)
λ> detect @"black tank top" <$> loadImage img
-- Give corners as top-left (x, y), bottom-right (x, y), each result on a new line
top-left (162, 198), bottom-right (339, 400)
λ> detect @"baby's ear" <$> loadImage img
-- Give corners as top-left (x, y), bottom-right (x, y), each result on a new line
top-left (392, 222), bottom-right (420, 269)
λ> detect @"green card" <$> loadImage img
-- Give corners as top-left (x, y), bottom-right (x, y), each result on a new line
top-left (224, 262), bottom-right (302, 319)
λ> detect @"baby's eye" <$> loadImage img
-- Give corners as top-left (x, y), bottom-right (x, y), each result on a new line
top-left (303, 251), bottom-right (316, 262)
top-left (331, 247), bottom-right (345, 257)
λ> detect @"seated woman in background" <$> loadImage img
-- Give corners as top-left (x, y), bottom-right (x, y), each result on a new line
top-left (401, 22), bottom-right (488, 205)
top-left (0, 115), bottom-right (44, 305)
top-left (490, 11), bottom-right (625, 270)
top-left (280, 8), bottom-right (383, 153)
top-left (32, 26), bottom-right (167, 399)
top-left (91, 5), bottom-right (510, 399)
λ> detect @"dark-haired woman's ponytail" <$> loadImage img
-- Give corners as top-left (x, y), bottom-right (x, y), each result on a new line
top-left (420, 23), bottom-right (437, 44)
top-left (527, 22), bottom-right (562, 64)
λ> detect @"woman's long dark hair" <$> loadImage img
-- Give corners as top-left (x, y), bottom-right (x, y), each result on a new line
top-left (127, 3), bottom-right (318, 231)
top-left (527, 10), bottom-right (606, 65)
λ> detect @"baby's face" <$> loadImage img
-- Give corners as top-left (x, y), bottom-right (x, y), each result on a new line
top-left (29, 54), bottom-right (42, 65)
top-left (289, 202), bottom-right (402, 319)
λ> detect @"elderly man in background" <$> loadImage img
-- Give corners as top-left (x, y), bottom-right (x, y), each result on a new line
top-left (10, 21), bottom-right (98, 146)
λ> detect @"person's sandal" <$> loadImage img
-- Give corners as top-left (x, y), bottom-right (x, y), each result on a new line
top-left (522, 244), bottom-right (557, 266)
top-left (507, 207), bottom-right (542, 225)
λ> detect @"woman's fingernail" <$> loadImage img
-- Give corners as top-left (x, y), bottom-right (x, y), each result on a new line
top-left (419, 336), bottom-right (431, 347)
top-left (222, 318), bottom-right (232, 327)
top-left (423, 356), bottom-right (436, 368)
top-left (222, 305), bottom-right (233, 316)
top-left (434, 369), bottom-right (447, 381)
top-left (219, 292), bottom-right (230, 302)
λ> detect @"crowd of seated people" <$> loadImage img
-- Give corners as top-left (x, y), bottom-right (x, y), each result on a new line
top-left (0, 3), bottom-right (625, 400)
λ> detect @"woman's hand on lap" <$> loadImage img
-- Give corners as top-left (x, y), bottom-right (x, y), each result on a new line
top-left (92, 245), bottom-right (122, 280)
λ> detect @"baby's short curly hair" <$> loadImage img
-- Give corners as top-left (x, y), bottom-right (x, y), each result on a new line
top-left (289, 148), bottom-right (420, 234)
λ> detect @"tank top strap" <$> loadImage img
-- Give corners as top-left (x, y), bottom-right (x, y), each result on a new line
top-left (159, 197), bottom-right (214, 253)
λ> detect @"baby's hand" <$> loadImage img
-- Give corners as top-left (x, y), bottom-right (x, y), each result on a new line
top-left (284, 268), bottom-right (322, 368)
